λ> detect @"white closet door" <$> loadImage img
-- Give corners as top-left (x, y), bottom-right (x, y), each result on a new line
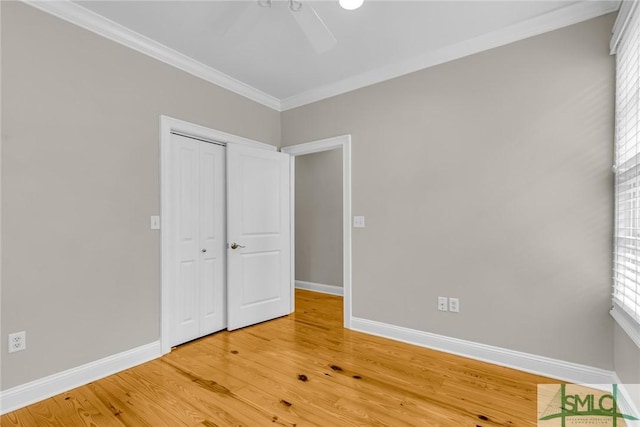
top-left (198, 142), bottom-right (226, 335)
top-left (169, 133), bottom-right (225, 346)
top-left (226, 144), bottom-right (291, 331)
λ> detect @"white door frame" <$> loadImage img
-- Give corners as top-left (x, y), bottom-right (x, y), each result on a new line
top-left (281, 135), bottom-right (352, 329)
top-left (159, 115), bottom-right (276, 355)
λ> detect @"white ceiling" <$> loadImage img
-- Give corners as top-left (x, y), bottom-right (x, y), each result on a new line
top-left (69, 0), bottom-right (618, 109)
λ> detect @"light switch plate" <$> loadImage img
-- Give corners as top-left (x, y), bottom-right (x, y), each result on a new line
top-left (150, 216), bottom-right (160, 230)
top-left (353, 216), bottom-right (365, 228)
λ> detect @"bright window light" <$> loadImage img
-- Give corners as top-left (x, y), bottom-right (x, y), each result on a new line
top-left (614, 4), bottom-right (640, 327)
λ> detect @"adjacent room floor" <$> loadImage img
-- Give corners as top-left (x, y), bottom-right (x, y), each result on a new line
top-left (0, 290), bottom-right (554, 426)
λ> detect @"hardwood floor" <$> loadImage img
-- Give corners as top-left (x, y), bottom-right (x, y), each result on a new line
top-left (1, 290), bottom-right (557, 426)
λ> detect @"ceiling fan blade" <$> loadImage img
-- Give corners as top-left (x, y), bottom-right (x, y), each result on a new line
top-left (223, 2), bottom-right (266, 41)
top-left (291, 3), bottom-right (337, 54)
top-left (209, 2), bottom-right (250, 38)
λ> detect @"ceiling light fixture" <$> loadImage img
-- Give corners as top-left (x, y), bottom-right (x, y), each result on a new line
top-left (289, 0), bottom-right (303, 12)
top-left (339, 0), bottom-right (364, 10)
top-left (259, 0), bottom-right (304, 12)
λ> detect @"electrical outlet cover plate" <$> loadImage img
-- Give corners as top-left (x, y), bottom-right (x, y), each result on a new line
top-left (8, 331), bottom-right (26, 353)
top-left (449, 298), bottom-right (459, 313)
top-left (437, 296), bottom-right (448, 312)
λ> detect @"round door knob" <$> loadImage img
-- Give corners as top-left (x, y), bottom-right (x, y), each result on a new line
top-left (201, 249), bottom-right (207, 253)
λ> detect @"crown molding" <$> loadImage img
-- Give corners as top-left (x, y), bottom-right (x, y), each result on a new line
top-left (22, 0), bottom-right (619, 114)
top-left (22, 0), bottom-right (282, 111)
top-left (280, 0), bottom-right (620, 111)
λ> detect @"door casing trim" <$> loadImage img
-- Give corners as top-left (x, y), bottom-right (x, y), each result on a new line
top-left (281, 135), bottom-right (352, 328)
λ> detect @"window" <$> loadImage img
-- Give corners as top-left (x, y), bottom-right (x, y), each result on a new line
top-left (614, 3), bottom-right (640, 328)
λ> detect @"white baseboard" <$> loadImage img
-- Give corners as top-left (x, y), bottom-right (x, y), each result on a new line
top-left (0, 341), bottom-right (161, 415)
top-left (351, 317), bottom-right (615, 385)
top-left (295, 280), bottom-right (344, 296)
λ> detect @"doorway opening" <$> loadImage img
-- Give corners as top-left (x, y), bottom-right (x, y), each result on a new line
top-left (282, 135), bottom-right (352, 329)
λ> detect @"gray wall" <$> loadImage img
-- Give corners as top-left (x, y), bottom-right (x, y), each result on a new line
top-left (0, 1), bottom-right (629, 393)
top-left (614, 324), bottom-right (640, 409)
top-left (295, 149), bottom-right (343, 287)
top-left (283, 14), bottom-right (616, 369)
top-left (1, 2), bottom-right (280, 390)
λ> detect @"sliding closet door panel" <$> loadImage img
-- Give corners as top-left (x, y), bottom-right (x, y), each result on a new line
top-left (199, 142), bottom-right (226, 335)
top-left (170, 134), bottom-right (200, 345)
top-left (169, 133), bottom-right (226, 347)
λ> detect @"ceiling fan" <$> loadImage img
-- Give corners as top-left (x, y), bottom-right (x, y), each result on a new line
top-left (220, 0), bottom-right (360, 54)
top-left (261, 0), bottom-right (335, 53)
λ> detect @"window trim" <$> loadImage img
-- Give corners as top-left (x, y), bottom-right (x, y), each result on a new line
top-left (611, 0), bottom-right (638, 54)
top-left (611, 303), bottom-right (640, 349)
top-left (612, 0), bottom-right (640, 350)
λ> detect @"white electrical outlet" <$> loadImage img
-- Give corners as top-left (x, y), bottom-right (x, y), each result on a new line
top-left (8, 331), bottom-right (26, 353)
top-left (449, 298), bottom-right (460, 313)
top-left (437, 297), bottom-right (448, 312)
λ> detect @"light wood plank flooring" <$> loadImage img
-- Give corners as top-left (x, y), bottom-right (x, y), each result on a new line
top-left (1, 290), bottom-right (556, 426)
